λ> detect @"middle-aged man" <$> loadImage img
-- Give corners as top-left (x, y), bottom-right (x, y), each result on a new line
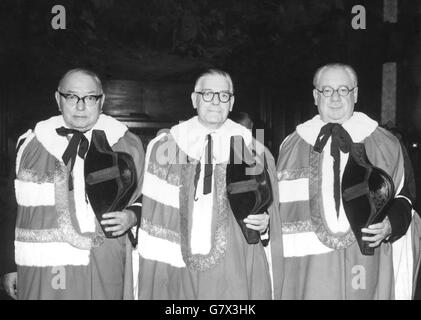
top-left (133, 69), bottom-right (284, 299)
top-left (276, 63), bottom-right (421, 299)
top-left (0, 68), bottom-right (144, 299)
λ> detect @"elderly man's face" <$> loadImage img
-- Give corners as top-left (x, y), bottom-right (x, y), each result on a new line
top-left (313, 67), bottom-right (358, 124)
top-left (191, 75), bottom-right (234, 129)
top-left (55, 71), bottom-right (104, 131)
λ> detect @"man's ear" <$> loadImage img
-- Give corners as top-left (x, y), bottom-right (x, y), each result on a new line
top-left (99, 93), bottom-right (106, 112)
top-left (55, 91), bottom-right (61, 112)
top-left (229, 95), bottom-right (235, 112)
top-left (312, 89), bottom-right (319, 106)
top-left (353, 87), bottom-right (358, 104)
top-left (191, 92), bottom-right (198, 109)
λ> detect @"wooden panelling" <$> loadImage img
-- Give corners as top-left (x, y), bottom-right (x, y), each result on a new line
top-left (103, 80), bottom-right (192, 121)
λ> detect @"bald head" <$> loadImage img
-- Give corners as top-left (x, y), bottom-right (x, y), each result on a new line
top-left (194, 69), bottom-right (234, 94)
top-left (58, 68), bottom-right (103, 93)
top-left (313, 63), bottom-right (358, 89)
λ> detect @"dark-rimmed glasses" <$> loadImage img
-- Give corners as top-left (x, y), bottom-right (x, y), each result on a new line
top-left (195, 91), bottom-right (234, 103)
top-left (58, 91), bottom-right (103, 107)
top-left (315, 86), bottom-right (356, 97)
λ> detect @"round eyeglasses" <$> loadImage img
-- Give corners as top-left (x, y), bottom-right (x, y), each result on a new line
top-left (58, 92), bottom-right (103, 107)
top-left (315, 86), bottom-right (356, 97)
top-left (195, 91), bottom-right (234, 103)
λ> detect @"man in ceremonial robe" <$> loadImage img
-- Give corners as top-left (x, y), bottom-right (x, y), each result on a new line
top-left (134, 69), bottom-right (284, 299)
top-left (1, 68), bottom-right (144, 299)
top-left (276, 63), bottom-right (421, 299)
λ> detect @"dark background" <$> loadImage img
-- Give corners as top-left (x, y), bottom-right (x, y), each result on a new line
top-left (1, 0), bottom-right (421, 299)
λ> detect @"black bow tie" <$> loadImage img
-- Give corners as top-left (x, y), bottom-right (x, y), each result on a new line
top-left (313, 123), bottom-right (353, 217)
top-left (56, 127), bottom-right (89, 190)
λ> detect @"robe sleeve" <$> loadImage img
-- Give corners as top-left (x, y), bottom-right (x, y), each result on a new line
top-left (112, 130), bottom-right (145, 247)
top-left (262, 142), bottom-right (285, 300)
top-left (384, 134), bottom-right (414, 242)
top-left (365, 127), bottom-right (412, 242)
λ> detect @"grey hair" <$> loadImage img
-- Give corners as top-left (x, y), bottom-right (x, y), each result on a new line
top-left (57, 68), bottom-right (103, 93)
top-left (194, 69), bottom-right (234, 94)
top-left (313, 63), bottom-right (358, 88)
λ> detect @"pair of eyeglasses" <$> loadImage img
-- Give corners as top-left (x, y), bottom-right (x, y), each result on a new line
top-left (315, 86), bottom-right (356, 97)
top-left (195, 91), bottom-right (234, 103)
top-left (58, 91), bottom-right (103, 106)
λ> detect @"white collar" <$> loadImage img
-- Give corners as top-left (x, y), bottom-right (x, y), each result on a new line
top-left (296, 112), bottom-right (378, 146)
top-left (34, 114), bottom-right (128, 161)
top-left (170, 116), bottom-right (252, 163)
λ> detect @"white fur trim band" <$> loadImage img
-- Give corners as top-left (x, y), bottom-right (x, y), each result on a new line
top-left (16, 130), bottom-right (35, 175)
top-left (392, 210), bottom-right (416, 300)
top-left (278, 178), bottom-right (309, 203)
top-left (15, 241), bottom-right (90, 267)
top-left (296, 112), bottom-right (378, 146)
top-left (136, 229), bottom-right (186, 268)
top-left (33, 114), bottom-right (128, 162)
top-left (15, 180), bottom-right (55, 207)
top-left (142, 171), bottom-right (180, 209)
top-left (283, 232), bottom-right (334, 257)
top-left (320, 148), bottom-right (350, 233)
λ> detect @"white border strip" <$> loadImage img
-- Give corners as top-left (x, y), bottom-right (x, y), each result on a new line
top-left (15, 130), bottom-right (35, 175)
top-left (392, 210), bottom-right (415, 300)
top-left (15, 241), bottom-right (90, 266)
top-left (136, 229), bottom-right (185, 268)
top-left (283, 232), bottom-right (333, 257)
top-left (278, 178), bottom-right (309, 203)
top-left (15, 180), bottom-right (55, 207)
top-left (142, 171), bottom-right (179, 209)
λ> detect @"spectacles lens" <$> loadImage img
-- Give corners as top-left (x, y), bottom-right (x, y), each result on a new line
top-left (322, 88), bottom-right (333, 97)
top-left (338, 87), bottom-right (350, 96)
top-left (84, 95), bottom-right (98, 106)
top-left (66, 94), bottom-right (79, 104)
top-left (219, 92), bottom-right (230, 102)
top-left (202, 92), bottom-right (214, 102)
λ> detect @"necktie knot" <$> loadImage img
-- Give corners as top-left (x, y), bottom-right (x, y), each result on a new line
top-left (56, 127), bottom-right (89, 160)
top-left (56, 126), bottom-right (89, 190)
top-left (314, 123), bottom-right (352, 154)
top-left (56, 127), bottom-right (82, 136)
top-left (331, 124), bottom-right (352, 154)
